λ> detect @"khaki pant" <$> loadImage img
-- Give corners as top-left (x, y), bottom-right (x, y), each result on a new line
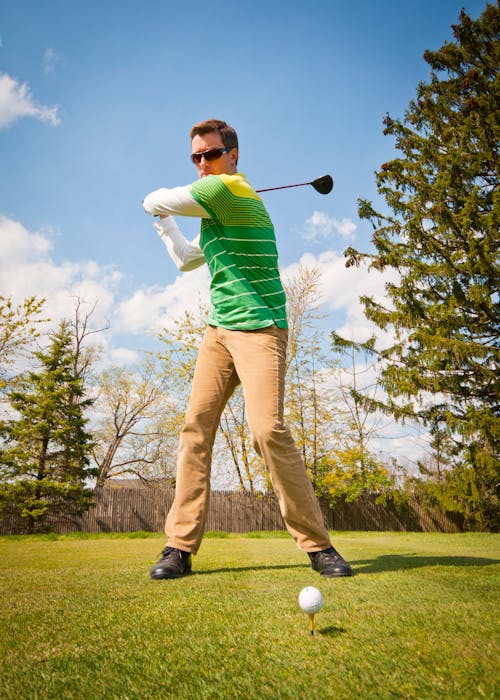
top-left (165, 324), bottom-right (331, 554)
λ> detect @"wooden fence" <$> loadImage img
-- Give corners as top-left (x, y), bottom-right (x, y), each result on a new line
top-left (0, 484), bottom-right (464, 534)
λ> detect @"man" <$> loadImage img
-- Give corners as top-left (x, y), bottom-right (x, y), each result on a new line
top-left (142, 119), bottom-right (352, 579)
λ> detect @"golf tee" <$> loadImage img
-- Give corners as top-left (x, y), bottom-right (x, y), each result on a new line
top-left (308, 613), bottom-right (315, 636)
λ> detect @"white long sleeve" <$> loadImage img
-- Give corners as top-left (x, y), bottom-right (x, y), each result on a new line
top-left (153, 217), bottom-right (205, 271)
top-left (142, 184), bottom-right (210, 218)
top-left (143, 183), bottom-right (209, 271)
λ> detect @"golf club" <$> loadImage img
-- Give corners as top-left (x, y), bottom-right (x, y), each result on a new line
top-left (256, 174), bottom-right (333, 195)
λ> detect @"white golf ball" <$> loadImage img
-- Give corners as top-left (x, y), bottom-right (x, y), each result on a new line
top-left (298, 586), bottom-right (323, 614)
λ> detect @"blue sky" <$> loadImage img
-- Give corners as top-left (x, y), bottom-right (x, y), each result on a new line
top-left (0, 0), bottom-right (488, 465)
top-left (1, 0), bottom-right (486, 284)
top-left (1, 0), bottom-right (486, 301)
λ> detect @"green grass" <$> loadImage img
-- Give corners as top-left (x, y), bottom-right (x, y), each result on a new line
top-left (0, 532), bottom-right (498, 699)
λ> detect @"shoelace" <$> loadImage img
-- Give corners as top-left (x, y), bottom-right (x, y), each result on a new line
top-left (161, 546), bottom-right (186, 559)
top-left (311, 547), bottom-right (340, 561)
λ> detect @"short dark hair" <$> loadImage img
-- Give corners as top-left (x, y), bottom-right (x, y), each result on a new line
top-left (190, 119), bottom-right (238, 151)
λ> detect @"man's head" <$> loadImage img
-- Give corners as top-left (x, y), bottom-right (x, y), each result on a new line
top-left (190, 119), bottom-right (238, 177)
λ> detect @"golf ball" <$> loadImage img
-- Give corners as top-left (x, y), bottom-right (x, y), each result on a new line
top-left (298, 586), bottom-right (323, 614)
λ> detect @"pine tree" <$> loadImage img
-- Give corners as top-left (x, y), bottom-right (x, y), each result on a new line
top-left (0, 321), bottom-right (94, 532)
top-left (344, 4), bottom-right (499, 528)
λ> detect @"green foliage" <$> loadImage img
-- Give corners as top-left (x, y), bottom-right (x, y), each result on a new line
top-left (410, 461), bottom-right (498, 531)
top-left (318, 446), bottom-right (392, 506)
top-left (156, 306), bottom-right (209, 401)
top-left (0, 321), bottom-right (94, 531)
top-left (326, 332), bottom-right (395, 507)
top-left (344, 4), bottom-right (499, 529)
top-left (0, 295), bottom-right (47, 391)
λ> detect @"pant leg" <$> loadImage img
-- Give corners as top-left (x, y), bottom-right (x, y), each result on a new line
top-left (223, 325), bottom-right (331, 552)
top-left (165, 326), bottom-right (239, 554)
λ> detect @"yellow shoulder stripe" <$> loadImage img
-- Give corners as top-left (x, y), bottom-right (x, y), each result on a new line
top-left (219, 173), bottom-right (261, 201)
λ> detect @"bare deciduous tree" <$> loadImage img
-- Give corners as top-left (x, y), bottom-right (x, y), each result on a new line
top-left (284, 266), bottom-right (347, 489)
top-left (92, 359), bottom-right (174, 486)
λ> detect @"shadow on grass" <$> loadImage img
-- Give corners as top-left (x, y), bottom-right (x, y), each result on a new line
top-left (350, 554), bottom-right (500, 575)
top-left (318, 625), bottom-right (346, 637)
top-left (193, 564), bottom-right (305, 575)
top-left (188, 555), bottom-right (499, 577)
top-left (188, 554), bottom-right (500, 576)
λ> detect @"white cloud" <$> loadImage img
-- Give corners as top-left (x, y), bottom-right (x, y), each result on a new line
top-left (302, 211), bottom-right (356, 242)
top-left (0, 211), bottom-right (401, 381)
top-left (114, 266), bottom-right (211, 336)
top-left (108, 347), bottom-right (141, 366)
top-left (42, 48), bottom-right (62, 75)
top-left (42, 49), bottom-right (56, 75)
top-left (0, 72), bottom-right (60, 128)
top-left (0, 213), bottom-right (429, 467)
top-left (0, 213), bottom-right (398, 355)
top-left (0, 216), bottom-right (52, 261)
top-left (282, 250), bottom-right (431, 468)
top-left (0, 216), bottom-right (120, 329)
top-left (373, 428), bottom-right (432, 476)
top-left (0, 214), bottom-right (211, 359)
top-left (283, 249), bottom-right (399, 345)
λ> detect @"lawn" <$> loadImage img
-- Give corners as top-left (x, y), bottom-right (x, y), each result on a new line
top-left (0, 531), bottom-right (498, 699)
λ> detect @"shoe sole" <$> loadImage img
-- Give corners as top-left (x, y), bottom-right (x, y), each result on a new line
top-left (311, 564), bottom-right (354, 577)
top-left (150, 570), bottom-right (193, 580)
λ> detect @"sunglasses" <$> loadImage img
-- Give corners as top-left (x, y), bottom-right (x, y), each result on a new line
top-left (191, 146), bottom-right (232, 164)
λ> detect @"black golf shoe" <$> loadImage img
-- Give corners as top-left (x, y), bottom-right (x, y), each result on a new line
top-left (150, 546), bottom-right (192, 579)
top-left (309, 546), bottom-right (353, 577)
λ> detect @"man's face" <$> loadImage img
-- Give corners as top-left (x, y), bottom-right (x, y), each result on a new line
top-left (191, 131), bottom-right (238, 178)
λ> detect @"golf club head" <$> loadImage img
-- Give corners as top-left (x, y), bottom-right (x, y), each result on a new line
top-left (311, 175), bottom-right (334, 195)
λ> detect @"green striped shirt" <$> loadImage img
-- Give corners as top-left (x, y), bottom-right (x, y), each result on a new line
top-left (190, 173), bottom-right (288, 330)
